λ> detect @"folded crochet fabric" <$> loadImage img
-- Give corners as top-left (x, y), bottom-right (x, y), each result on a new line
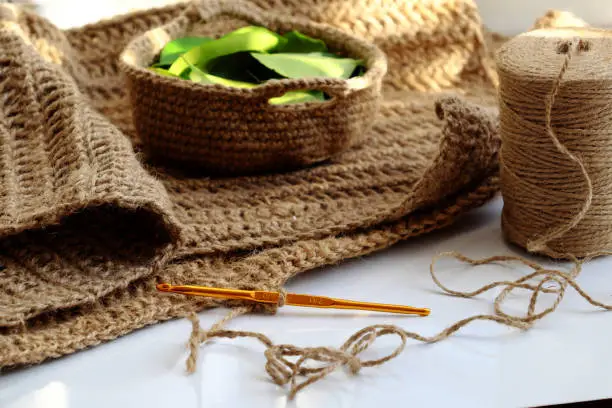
top-left (0, 0), bottom-right (501, 368)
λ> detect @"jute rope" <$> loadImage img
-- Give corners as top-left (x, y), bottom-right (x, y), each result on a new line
top-left (186, 251), bottom-right (612, 400)
top-left (497, 28), bottom-right (612, 258)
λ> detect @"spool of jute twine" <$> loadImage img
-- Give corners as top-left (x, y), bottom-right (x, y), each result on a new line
top-left (497, 27), bottom-right (612, 258)
top-left (183, 28), bottom-right (612, 399)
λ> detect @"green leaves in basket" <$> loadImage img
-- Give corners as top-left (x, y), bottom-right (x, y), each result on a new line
top-left (276, 31), bottom-right (328, 53)
top-left (169, 26), bottom-right (286, 76)
top-left (157, 36), bottom-right (212, 66)
top-left (189, 65), bottom-right (256, 89)
top-left (251, 52), bottom-right (361, 80)
top-left (207, 52), bottom-right (283, 83)
top-left (151, 26), bottom-right (365, 105)
top-left (189, 64), bottom-right (323, 105)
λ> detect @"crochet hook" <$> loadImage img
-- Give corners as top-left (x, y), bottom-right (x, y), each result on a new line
top-left (156, 283), bottom-right (430, 316)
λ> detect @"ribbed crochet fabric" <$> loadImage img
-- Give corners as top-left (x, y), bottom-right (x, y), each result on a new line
top-left (0, 0), bottom-right (501, 368)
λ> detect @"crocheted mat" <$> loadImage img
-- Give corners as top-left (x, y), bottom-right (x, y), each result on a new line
top-left (1, 0), bottom-right (502, 368)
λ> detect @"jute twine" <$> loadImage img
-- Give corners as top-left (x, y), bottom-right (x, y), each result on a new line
top-left (184, 27), bottom-right (612, 400)
top-left (497, 28), bottom-right (612, 258)
top-left (187, 252), bottom-right (612, 399)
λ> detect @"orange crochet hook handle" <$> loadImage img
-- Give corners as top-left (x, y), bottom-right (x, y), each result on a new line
top-left (157, 283), bottom-right (430, 316)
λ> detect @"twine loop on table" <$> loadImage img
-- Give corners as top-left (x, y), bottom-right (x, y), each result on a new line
top-left (186, 309), bottom-right (407, 400)
top-left (184, 250), bottom-right (612, 400)
top-left (263, 324), bottom-right (407, 399)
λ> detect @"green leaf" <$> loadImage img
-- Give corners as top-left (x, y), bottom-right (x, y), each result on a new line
top-left (189, 65), bottom-right (257, 89)
top-left (269, 90), bottom-right (324, 105)
top-left (276, 31), bottom-right (327, 53)
top-left (307, 51), bottom-right (343, 58)
top-left (169, 26), bottom-right (287, 76)
top-left (250, 52), bottom-right (361, 79)
top-left (149, 67), bottom-right (180, 77)
top-left (158, 37), bottom-right (212, 66)
top-left (190, 62), bottom-right (323, 105)
top-left (190, 64), bottom-right (322, 105)
top-left (207, 52), bottom-right (282, 83)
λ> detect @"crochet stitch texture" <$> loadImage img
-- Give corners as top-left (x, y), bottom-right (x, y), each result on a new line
top-left (0, 0), bottom-right (500, 368)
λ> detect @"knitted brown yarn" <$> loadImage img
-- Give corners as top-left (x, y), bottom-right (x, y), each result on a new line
top-left (497, 28), bottom-right (612, 258)
top-left (120, 0), bottom-right (387, 175)
top-left (0, 0), bottom-right (501, 369)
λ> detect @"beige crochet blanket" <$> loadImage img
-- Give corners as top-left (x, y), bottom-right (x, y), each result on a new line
top-left (0, 0), bottom-right (502, 368)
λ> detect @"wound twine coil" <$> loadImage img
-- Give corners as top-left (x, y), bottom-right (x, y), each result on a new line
top-left (497, 27), bottom-right (612, 258)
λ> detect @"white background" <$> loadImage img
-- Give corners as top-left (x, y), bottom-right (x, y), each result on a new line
top-left (476, 0), bottom-right (612, 34)
top-left (3, 1), bottom-right (612, 408)
top-left (33, 0), bottom-right (612, 34)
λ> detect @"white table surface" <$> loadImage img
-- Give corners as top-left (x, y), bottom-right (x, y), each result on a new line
top-left (3, 197), bottom-right (612, 408)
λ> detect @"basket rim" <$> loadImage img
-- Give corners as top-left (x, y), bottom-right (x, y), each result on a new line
top-left (119, 3), bottom-right (387, 99)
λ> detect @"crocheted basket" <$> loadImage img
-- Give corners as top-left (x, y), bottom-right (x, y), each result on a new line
top-left (120, 0), bottom-right (387, 175)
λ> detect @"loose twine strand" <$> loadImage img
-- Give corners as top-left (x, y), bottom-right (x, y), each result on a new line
top-left (184, 36), bottom-right (612, 400)
top-left (528, 38), bottom-right (593, 255)
top-left (186, 251), bottom-right (612, 400)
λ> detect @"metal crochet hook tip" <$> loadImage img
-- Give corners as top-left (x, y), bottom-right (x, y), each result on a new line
top-left (156, 283), bottom-right (430, 317)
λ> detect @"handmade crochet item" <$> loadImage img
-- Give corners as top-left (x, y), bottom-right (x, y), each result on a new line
top-left (1, 0), bottom-right (499, 368)
top-left (121, 0), bottom-right (388, 174)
